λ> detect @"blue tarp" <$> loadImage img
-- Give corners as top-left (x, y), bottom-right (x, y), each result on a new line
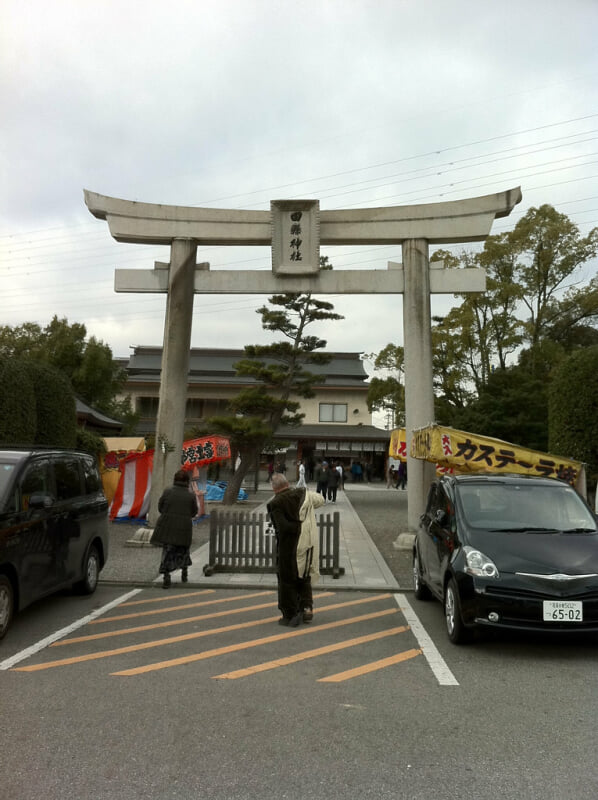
top-left (205, 480), bottom-right (248, 502)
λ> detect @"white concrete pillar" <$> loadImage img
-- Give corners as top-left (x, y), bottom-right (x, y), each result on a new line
top-left (402, 239), bottom-right (437, 531)
top-left (148, 238), bottom-right (197, 526)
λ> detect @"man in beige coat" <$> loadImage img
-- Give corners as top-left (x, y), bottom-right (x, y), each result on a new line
top-left (296, 483), bottom-right (326, 621)
top-left (268, 474), bottom-right (325, 625)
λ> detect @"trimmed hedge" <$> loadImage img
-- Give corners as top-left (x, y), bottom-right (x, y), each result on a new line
top-left (548, 345), bottom-right (598, 482)
top-left (0, 357), bottom-right (76, 448)
top-left (0, 355), bottom-right (36, 444)
top-left (29, 361), bottom-right (77, 448)
top-left (76, 427), bottom-right (106, 456)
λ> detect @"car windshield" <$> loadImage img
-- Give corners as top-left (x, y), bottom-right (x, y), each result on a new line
top-left (457, 481), bottom-right (597, 532)
top-left (0, 462), bottom-right (16, 508)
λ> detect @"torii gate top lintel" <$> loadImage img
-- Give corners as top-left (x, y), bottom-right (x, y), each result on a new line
top-left (83, 187), bottom-right (522, 247)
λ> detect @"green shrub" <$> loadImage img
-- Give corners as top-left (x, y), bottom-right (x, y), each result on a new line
top-left (0, 355), bottom-right (36, 444)
top-left (28, 361), bottom-right (77, 448)
top-left (549, 346), bottom-right (598, 484)
top-left (76, 427), bottom-right (107, 457)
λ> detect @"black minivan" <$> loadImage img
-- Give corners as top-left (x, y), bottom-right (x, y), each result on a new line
top-left (0, 448), bottom-right (109, 639)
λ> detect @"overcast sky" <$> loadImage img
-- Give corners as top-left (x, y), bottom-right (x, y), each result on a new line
top-left (2, 0), bottom-right (597, 388)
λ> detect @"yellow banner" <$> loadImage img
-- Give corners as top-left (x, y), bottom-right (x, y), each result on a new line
top-left (389, 428), bottom-right (407, 460)
top-left (410, 424), bottom-right (584, 488)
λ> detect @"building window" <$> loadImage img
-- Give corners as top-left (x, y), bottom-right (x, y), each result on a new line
top-left (186, 398), bottom-right (204, 418)
top-left (137, 396), bottom-right (159, 416)
top-left (319, 403), bottom-right (347, 423)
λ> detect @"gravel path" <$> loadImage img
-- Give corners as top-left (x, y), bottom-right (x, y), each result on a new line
top-left (346, 488), bottom-right (413, 588)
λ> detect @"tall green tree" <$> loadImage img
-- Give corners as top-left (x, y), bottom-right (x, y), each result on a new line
top-left (510, 205), bottom-right (598, 372)
top-left (0, 316), bottom-right (137, 431)
top-left (430, 206), bottom-right (597, 433)
top-left (430, 312), bottom-right (475, 424)
top-left (365, 344), bottom-right (405, 428)
top-left (209, 266), bottom-right (343, 503)
top-left (453, 365), bottom-right (549, 452)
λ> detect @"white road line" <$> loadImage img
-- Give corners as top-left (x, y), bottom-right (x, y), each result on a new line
top-left (0, 589), bottom-right (142, 671)
top-left (394, 593), bottom-right (459, 686)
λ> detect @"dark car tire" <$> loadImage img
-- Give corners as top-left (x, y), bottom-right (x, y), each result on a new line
top-left (74, 545), bottom-right (100, 595)
top-left (413, 549), bottom-right (432, 600)
top-left (0, 574), bottom-right (15, 640)
top-left (444, 578), bottom-right (471, 644)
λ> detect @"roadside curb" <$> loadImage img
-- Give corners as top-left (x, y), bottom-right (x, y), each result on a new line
top-left (98, 579), bottom-right (410, 594)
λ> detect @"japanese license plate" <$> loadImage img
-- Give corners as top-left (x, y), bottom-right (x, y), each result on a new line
top-left (543, 600), bottom-right (583, 622)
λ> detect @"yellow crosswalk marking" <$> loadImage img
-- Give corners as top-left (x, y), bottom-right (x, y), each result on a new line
top-left (318, 648), bottom-right (422, 682)
top-left (111, 609), bottom-right (399, 676)
top-left (91, 591), bottom-right (277, 624)
top-left (13, 607), bottom-right (397, 673)
top-left (53, 600), bottom-right (283, 645)
top-left (213, 626), bottom-right (410, 679)
top-left (52, 593), bottom-right (384, 646)
top-left (120, 590), bottom-right (216, 606)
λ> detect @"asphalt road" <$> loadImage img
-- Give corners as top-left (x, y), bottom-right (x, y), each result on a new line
top-left (1, 488), bottom-right (597, 799)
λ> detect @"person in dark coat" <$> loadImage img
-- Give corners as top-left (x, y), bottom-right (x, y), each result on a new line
top-left (152, 469), bottom-right (197, 588)
top-left (267, 473), bottom-right (306, 626)
top-left (315, 460), bottom-right (330, 498)
top-left (327, 463), bottom-right (339, 503)
top-left (396, 460), bottom-right (407, 490)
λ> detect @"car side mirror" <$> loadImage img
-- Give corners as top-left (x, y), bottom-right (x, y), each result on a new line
top-left (29, 493), bottom-right (54, 510)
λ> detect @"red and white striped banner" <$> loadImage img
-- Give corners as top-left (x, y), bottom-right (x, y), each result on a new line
top-left (110, 450), bottom-right (154, 520)
top-left (109, 435), bottom-right (231, 520)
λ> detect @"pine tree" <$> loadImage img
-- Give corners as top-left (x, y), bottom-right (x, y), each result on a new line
top-left (209, 262), bottom-right (343, 504)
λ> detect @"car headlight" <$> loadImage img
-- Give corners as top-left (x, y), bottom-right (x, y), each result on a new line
top-left (463, 546), bottom-right (499, 578)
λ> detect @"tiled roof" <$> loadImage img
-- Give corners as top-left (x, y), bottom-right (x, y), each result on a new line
top-left (75, 398), bottom-right (122, 431)
top-left (122, 346), bottom-right (369, 388)
top-left (276, 423), bottom-right (389, 441)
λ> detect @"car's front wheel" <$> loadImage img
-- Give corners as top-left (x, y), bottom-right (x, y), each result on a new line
top-left (413, 549), bottom-right (431, 600)
top-left (0, 574), bottom-right (15, 639)
top-left (75, 545), bottom-right (100, 595)
top-left (444, 578), bottom-right (471, 644)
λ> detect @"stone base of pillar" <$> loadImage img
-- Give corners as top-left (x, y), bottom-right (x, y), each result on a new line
top-left (393, 532), bottom-right (415, 550)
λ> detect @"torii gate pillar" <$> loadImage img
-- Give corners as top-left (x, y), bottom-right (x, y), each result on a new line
top-left (151, 239), bottom-right (197, 512)
top-left (402, 239), bottom-right (438, 529)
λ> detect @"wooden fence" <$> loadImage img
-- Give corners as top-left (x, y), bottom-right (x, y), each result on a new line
top-left (203, 510), bottom-right (344, 578)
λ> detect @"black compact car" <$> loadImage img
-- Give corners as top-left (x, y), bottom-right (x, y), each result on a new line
top-left (413, 473), bottom-right (598, 643)
top-left (0, 448), bottom-right (109, 639)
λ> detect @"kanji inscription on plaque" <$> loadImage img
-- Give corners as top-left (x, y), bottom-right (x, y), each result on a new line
top-left (271, 199), bottom-right (320, 275)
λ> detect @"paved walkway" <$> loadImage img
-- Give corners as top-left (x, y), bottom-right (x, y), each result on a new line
top-left (159, 483), bottom-right (401, 592)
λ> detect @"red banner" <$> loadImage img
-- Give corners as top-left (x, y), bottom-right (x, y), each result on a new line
top-left (180, 436), bottom-right (231, 470)
top-left (109, 436), bottom-right (230, 519)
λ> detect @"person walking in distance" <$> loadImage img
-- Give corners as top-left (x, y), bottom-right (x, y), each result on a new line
top-left (315, 460), bottom-right (330, 498)
top-left (335, 461), bottom-right (344, 490)
top-left (327, 462), bottom-right (339, 503)
top-left (267, 474), bottom-right (324, 625)
top-left (152, 469), bottom-right (197, 588)
top-left (296, 459), bottom-right (307, 488)
top-left (396, 460), bottom-right (407, 490)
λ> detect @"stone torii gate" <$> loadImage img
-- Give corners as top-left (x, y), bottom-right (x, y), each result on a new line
top-left (84, 187), bottom-right (521, 529)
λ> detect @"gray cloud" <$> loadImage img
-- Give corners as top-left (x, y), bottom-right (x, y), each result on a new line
top-left (1, 0), bottom-right (597, 371)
